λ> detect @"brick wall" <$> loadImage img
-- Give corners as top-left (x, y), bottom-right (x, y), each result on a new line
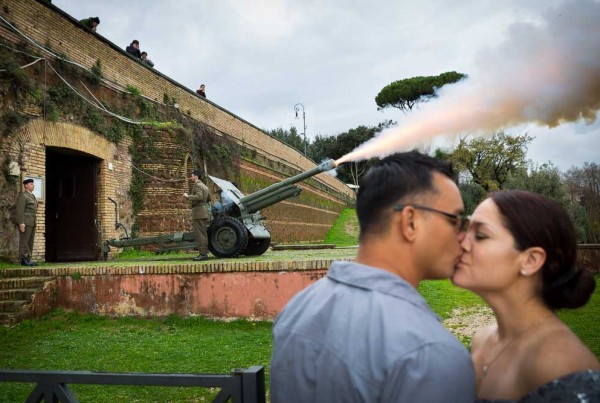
top-left (0, 0), bottom-right (354, 261)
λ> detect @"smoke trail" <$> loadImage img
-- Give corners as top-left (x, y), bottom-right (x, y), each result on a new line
top-left (337, 0), bottom-right (600, 164)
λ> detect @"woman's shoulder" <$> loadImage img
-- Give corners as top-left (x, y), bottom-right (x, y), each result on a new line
top-left (519, 324), bottom-right (599, 393)
top-left (525, 325), bottom-right (599, 373)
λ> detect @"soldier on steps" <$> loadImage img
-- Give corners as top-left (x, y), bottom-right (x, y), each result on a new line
top-left (16, 178), bottom-right (38, 266)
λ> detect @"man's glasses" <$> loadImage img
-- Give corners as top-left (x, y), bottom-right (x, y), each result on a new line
top-left (393, 203), bottom-right (470, 232)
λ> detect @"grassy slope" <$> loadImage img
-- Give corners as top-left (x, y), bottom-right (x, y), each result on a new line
top-left (322, 208), bottom-right (359, 246)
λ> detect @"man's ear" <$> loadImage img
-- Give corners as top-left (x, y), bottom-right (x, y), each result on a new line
top-left (519, 246), bottom-right (546, 276)
top-left (398, 207), bottom-right (418, 242)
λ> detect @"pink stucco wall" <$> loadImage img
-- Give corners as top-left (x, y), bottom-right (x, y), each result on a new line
top-left (33, 271), bottom-right (327, 320)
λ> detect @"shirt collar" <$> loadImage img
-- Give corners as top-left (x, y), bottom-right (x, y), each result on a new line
top-left (327, 260), bottom-right (440, 320)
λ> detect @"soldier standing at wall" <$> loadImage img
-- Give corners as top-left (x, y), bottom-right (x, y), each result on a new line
top-left (183, 170), bottom-right (209, 261)
top-left (16, 179), bottom-right (38, 266)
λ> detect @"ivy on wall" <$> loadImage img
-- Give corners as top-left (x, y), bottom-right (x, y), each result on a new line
top-left (181, 114), bottom-right (242, 183)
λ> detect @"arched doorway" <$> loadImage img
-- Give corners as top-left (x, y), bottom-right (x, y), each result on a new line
top-left (45, 147), bottom-right (100, 262)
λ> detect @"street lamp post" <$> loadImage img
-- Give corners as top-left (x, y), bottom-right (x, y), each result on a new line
top-left (294, 103), bottom-right (307, 155)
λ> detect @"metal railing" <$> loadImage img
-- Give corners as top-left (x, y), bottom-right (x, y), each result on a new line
top-left (0, 366), bottom-right (265, 403)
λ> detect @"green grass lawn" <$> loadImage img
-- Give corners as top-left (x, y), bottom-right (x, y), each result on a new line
top-left (419, 279), bottom-right (487, 318)
top-left (0, 313), bottom-right (273, 402)
top-left (557, 283), bottom-right (600, 358)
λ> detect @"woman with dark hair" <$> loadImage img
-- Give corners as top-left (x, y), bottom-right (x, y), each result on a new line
top-left (453, 190), bottom-right (599, 401)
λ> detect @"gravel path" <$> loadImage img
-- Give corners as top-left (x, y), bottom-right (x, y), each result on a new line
top-left (443, 306), bottom-right (496, 345)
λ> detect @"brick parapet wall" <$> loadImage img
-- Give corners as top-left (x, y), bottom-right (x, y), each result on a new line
top-left (0, 0), bottom-right (353, 200)
top-left (0, 258), bottom-right (345, 278)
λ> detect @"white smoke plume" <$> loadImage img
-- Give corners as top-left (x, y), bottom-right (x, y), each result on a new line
top-left (337, 0), bottom-right (600, 164)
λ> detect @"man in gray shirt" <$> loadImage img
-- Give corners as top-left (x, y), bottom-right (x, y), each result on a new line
top-left (270, 151), bottom-right (475, 402)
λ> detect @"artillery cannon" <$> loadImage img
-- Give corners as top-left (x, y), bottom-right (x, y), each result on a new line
top-left (102, 159), bottom-right (336, 260)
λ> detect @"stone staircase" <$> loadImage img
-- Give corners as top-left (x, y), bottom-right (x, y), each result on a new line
top-left (0, 275), bottom-right (54, 325)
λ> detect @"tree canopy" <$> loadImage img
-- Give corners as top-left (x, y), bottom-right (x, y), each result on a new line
top-left (504, 162), bottom-right (567, 202)
top-left (375, 71), bottom-right (466, 112)
top-left (448, 132), bottom-right (533, 192)
top-left (268, 126), bottom-right (305, 153)
top-left (564, 163), bottom-right (600, 243)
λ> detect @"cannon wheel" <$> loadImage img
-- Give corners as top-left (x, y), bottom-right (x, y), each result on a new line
top-left (208, 217), bottom-right (249, 258)
top-left (244, 237), bottom-right (271, 256)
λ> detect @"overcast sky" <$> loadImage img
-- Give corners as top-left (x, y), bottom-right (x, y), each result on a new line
top-left (53, 0), bottom-right (599, 171)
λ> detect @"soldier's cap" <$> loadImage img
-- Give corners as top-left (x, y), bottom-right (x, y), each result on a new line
top-left (23, 178), bottom-right (34, 185)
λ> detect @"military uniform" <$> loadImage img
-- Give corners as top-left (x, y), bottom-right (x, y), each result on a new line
top-left (16, 189), bottom-right (37, 264)
top-left (188, 179), bottom-right (210, 258)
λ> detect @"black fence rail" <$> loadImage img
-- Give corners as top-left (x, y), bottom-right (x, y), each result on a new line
top-left (0, 366), bottom-right (265, 403)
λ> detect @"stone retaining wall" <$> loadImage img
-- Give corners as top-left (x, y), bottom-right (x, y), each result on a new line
top-left (4, 261), bottom-right (336, 320)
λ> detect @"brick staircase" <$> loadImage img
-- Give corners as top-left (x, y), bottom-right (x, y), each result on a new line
top-left (0, 275), bottom-right (54, 325)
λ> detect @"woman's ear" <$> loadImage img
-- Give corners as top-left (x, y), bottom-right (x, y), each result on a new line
top-left (519, 246), bottom-right (546, 276)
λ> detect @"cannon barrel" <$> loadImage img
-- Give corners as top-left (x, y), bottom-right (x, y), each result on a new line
top-left (243, 185), bottom-right (302, 215)
top-left (238, 159), bottom-right (335, 209)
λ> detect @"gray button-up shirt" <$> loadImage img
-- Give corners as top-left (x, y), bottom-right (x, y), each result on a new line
top-left (270, 261), bottom-right (475, 402)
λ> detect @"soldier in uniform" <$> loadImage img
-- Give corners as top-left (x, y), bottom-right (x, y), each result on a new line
top-left (16, 178), bottom-right (38, 266)
top-left (183, 169), bottom-right (209, 261)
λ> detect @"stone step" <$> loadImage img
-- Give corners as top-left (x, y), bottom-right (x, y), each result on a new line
top-left (0, 268), bottom-right (53, 278)
top-left (0, 300), bottom-right (29, 313)
top-left (0, 276), bottom-right (53, 290)
top-left (0, 288), bottom-right (38, 301)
